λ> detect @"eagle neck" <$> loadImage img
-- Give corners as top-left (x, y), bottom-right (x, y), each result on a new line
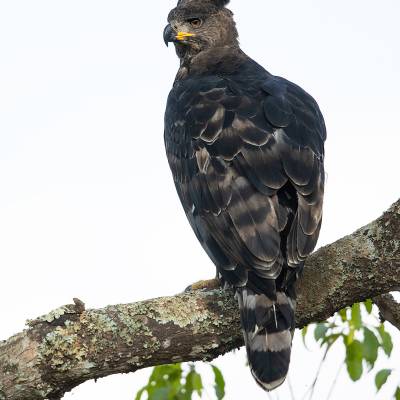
top-left (175, 45), bottom-right (246, 82)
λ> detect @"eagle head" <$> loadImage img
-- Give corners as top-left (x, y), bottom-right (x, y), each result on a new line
top-left (163, 0), bottom-right (238, 58)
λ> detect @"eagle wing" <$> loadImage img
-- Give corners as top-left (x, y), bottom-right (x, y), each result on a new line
top-left (165, 73), bottom-right (325, 293)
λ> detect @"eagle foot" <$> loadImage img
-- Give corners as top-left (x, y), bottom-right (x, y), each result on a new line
top-left (184, 278), bottom-right (222, 292)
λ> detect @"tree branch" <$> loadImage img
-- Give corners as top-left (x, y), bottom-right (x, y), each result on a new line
top-left (0, 199), bottom-right (399, 400)
top-left (374, 293), bottom-right (400, 331)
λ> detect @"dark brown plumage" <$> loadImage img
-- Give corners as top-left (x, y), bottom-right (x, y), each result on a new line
top-left (163, 0), bottom-right (326, 391)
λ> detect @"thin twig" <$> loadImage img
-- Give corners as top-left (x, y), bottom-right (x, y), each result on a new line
top-left (301, 345), bottom-right (330, 400)
top-left (287, 375), bottom-right (296, 400)
top-left (326, 362), bottom-right (344, 400)
top-left (308, 346), bottom-right (330, 400)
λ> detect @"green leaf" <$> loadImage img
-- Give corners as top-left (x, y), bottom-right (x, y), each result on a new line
top-left (377, 325), bottom-right (393, 356)
top-left (301, 326), bottom-right (308, 344)
top-left (345, 340), bottom-right (363, 381)
top-left (347, 327), bottom-right (355, 345)
top-left (152, 387), bottom-right (171, 400)
top-left (135, 388), bottom-right (146, 400)
top-left (339, 308), bottom-right (348, 322)
top-left (364, 299), bottom-right (373, 314)
top-left (314, 323), bottom-right (328, 342)
top-left (351, 303), bottom-right (362, 330)
top-left (363, 327), bottom-right (379, 368)
top-left (150, 364), bottom-right (183, 383)
top-left (395, 387), bottom-right (400, 400)
top-left (375, 369), bottom-right (392, 392)
top-left (212, 365), bottom-right (225, 400)
top-left (136, 364), bottom-right (185, 400)
top-left (185, 368), bottom-right (203, 397)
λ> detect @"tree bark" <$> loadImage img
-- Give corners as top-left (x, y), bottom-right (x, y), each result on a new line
top-left (0, 199), bottom-right (399, 400)
top-left (374, 294), bottom-right (400, 331)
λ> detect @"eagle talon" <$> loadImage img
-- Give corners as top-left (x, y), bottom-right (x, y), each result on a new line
top-left (184, 278), bottom-right (222, 292)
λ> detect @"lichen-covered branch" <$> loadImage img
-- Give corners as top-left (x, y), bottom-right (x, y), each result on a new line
top-left (0, 199), bottom-right (399, 400)
top-left (374, 294), bottom-right (400, 331)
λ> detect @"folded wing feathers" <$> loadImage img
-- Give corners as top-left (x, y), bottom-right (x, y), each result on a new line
top-left (182, 85), bottom-right (324, 271)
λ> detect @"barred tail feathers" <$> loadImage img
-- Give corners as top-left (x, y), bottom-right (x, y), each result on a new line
top-left (236, 288), bottom-right (296, 391)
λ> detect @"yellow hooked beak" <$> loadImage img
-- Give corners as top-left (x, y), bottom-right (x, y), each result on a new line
top-left (176, 31), bottom-right (195, 41)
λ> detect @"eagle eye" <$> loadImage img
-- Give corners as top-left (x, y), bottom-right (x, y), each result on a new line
top-left (188, 18), bottom-right (203, 28)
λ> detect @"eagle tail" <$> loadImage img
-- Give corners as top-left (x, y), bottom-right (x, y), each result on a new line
top-left (236, 287), bottom-right (295, 391)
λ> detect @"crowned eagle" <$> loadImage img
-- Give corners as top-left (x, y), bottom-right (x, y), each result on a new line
top-left (163, 0), bottom-right (326, 391)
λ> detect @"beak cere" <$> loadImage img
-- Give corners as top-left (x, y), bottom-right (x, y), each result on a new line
top-left (176, 32), bottom-right (195, 41)
top-left (163, 24), bottom-right (195, 47)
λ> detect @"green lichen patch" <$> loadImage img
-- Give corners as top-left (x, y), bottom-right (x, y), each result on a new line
top-left (87, 305), bottom-right (159, 353)
top-left (152, 294), bottom-right (210, 329)
top-left (76, 310), bottom-right (120, 358)
top-left (113, 305), bottom-right (153, 339)
top-left (147, 289), bottom-right (238, 336)
top-left (27, 304), bottom-right (78, 327)
top-left (38, 327), bottom-right (88, 372)
top-left (82, 310), bottom-right (118, 336)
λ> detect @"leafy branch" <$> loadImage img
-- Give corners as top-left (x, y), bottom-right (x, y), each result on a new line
top-left (303, 300), bottom-right (398, 399)
top-left (137, 300), bottom-right (399, 400)
top-left (135, 363), bottom-right (225, 400)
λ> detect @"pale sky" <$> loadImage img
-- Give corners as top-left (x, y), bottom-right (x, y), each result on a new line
top-left (0, 1), bottom-right (399, 399)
